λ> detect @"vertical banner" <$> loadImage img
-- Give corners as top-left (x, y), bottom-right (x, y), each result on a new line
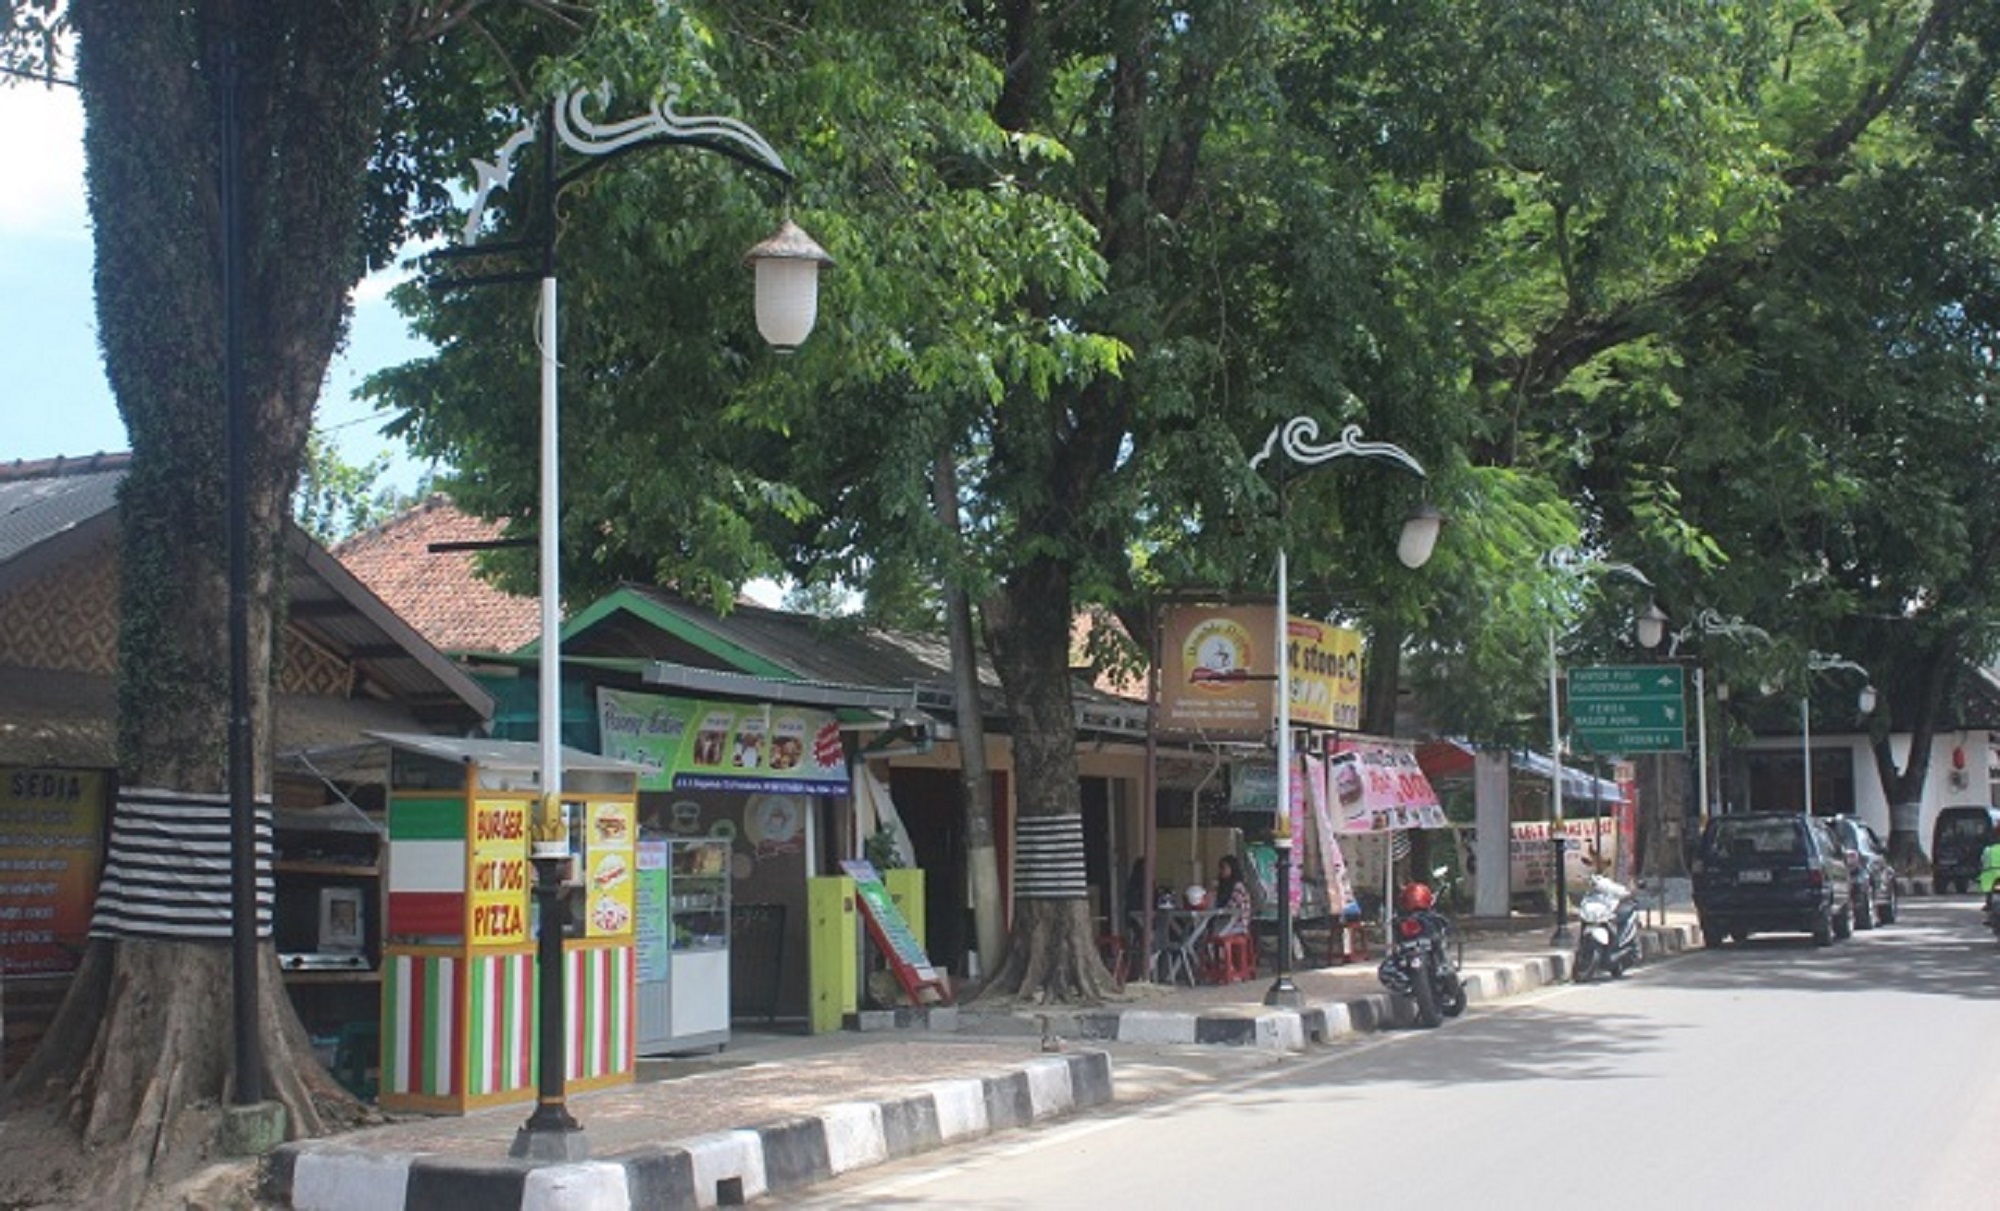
top-left (1279, 757), bottom-right (1306, 912)
top-left (633, 840), bottom-right (669, 982)
top-left (583, 800), bottom-right (636, 937)
top-left (1303, 755), bottom-right (1355, 914)
top-left (468, 798), bottom-right (529, 946)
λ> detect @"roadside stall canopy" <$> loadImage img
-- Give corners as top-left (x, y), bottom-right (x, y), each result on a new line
top-left (1416, 739), bottom-right (1623, 804)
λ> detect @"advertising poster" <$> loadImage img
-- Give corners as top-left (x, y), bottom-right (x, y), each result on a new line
top-left (1510, 817), bottom-right (1620, 894)
top-left (583, 799), bottom-right (636, 937)
top-left (468, 798), bottom-right (530, 946)
top-left (0, 767), bottom-right (108, 976)
top-left (1324, 738), bottom-right (1446, 833)
top-left (597, 688), bottom-right (850, 795)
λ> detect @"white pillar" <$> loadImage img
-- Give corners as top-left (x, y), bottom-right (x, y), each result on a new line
top-left (1473, 750), bottom-right (1511, 918)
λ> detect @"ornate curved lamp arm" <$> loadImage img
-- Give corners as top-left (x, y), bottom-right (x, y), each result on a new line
top-left (1250, 417), bottom-right (1427, 479)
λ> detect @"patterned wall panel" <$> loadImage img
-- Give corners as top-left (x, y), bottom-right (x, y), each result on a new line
top-left (1, 537), bottom-right (359, 697)
top-left (0, 545), bottom-right (119, 674)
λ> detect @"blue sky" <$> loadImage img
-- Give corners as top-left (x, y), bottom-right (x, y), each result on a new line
top-left (1, 80), bottom-right (434, 491)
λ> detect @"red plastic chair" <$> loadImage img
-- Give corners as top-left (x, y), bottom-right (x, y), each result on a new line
top-left (1098, 933), bottom-right (1130, 985)
top-left (1203, 931), bottom-right (1256, 984)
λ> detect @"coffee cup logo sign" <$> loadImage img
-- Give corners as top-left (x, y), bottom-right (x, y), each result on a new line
top-left (1159, 605), bottom-right (1365, 738)
top-left (1184, 617), bottom-right (1255, 690)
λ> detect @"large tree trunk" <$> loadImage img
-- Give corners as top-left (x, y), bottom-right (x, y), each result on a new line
top-left (975, 555), bottom-right (1118, 1003)
top-left (1871, 633), bottom-right (1957, 872)
top-left (0, 5), bottom-right (398, 1203)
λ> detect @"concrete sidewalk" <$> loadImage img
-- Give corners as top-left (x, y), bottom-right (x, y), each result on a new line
top-left (256, 911), bottom-right (1701, 1210)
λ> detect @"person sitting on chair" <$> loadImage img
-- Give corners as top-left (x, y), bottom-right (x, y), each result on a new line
top-left (1214, 854), bottom-right (1253, 936)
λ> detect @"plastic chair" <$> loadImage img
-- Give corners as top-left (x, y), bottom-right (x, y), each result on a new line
top-left (1203, 931), bottom-right (1255, 984)
top-left (1098, 932), bottom-right (1130, 985)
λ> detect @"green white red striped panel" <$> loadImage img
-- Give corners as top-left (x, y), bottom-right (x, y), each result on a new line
top-left (563, 944), bottom-right (632, 1082)
top-left (383, 951), bottom-right (460, 1100)
top-left (467, 950), bottom-right (535, 1096)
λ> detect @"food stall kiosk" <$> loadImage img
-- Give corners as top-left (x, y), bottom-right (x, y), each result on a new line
top-left (369, 733), bottom-right (641, 1114)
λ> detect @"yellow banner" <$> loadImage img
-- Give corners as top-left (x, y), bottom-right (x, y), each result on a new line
top-left (1288, 618), bottom-right (1363, 731)
top-left (582, 800), bottom-right (636, 937)
top-left (468, 798), bottom-right (530, 945)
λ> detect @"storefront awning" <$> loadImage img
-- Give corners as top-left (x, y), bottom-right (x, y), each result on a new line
top-left (1509, 749), bottom-right (1624, 803)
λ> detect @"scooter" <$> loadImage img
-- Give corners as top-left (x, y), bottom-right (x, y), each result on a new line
top-left (1377, 889), bottom-right (1467, 1028)
top-left (1573, 874), bottom-right (1641, 981)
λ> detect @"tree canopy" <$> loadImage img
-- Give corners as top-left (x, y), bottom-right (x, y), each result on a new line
top-left (364, 0), bottom-right (2000, 933)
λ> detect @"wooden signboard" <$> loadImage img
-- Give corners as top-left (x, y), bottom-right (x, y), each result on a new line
top-left (840, 860), bottom-right (952, 1006)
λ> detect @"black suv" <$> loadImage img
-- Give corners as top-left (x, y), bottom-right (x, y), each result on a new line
top-left (1830, 815), bottom-right (1897, 930)
top-left (1930, 806), bottom-right (2000, 894)
top-left (1693, 813), bottom-right (1854, 947)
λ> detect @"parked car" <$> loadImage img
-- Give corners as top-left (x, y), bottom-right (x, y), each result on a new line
top-left (1930, 806), bottom-right (2000, 894)
top-left (1692, 813), bottom-right (1854, 947)
top-left (1830, 815), bottom-right (1897, 929)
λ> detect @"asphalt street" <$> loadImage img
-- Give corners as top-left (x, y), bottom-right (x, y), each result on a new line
top-left (792, 897), bottom-right (2000, 1211)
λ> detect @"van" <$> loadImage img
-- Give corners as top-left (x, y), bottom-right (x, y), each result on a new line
top-left (1930, 806), bottom-right (2000, 893)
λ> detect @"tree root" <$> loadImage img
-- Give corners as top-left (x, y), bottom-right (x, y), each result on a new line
top-left (970, 898), bottom-right (1119, 1006)
top-left (2, 937), bottom-right (361, 1209)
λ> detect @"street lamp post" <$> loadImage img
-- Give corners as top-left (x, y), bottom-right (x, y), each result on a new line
top-left (439, 81), bottom-right (831, 1162)
top-left (1248, 418), bottom-right (1440, 1008)
top-left (1663, 609), bottom-right (1772, 829)
top-left (1801, 651), bottom-right (1875, 817)
top-left (1541, 547), bottom-right (1651, 947)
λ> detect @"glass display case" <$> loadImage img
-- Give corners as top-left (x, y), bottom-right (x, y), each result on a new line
top-left (635, 836), bottom-right (733, 1053)
top-left (670, 838), bottom-right (731, 953)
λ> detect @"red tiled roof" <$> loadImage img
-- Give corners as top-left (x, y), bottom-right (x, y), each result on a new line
top-left (333, 497), bottom-right (539, 655)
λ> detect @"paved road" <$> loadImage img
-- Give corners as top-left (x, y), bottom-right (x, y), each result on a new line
top-left (795, 897), bottom-right (2000, 1210)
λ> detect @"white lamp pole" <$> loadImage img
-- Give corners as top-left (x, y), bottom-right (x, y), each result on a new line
top-left (1663, 609), bottom-right (1772, 827)
top-left (1249, 418), bottom-right (1438, 1008)
top-left (1802, 650), bottom-right (1872, 819)
top-left (448, 81), bottom-right (831, 1162)
top-left (1541, 547), bottom-right (1650, 946)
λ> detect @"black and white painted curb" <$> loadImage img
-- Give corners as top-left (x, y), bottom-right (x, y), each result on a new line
top-left (264, 1050), bottom-right (1112, 1211)
top-left (1057, 921), bottom-right (1703, 1051)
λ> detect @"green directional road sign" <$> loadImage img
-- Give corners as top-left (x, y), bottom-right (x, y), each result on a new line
top-left (1568, 665), bottom-right (1686, 753)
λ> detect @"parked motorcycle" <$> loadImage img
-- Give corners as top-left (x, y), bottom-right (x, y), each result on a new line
top-left (1573, 874), bottom-right (1641, 981)
top-left (1377, 883), bottom-right (1466, 1028)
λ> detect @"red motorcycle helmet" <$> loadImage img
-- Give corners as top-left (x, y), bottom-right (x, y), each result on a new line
top-left (1396, 882), bottom-right (1435, 913)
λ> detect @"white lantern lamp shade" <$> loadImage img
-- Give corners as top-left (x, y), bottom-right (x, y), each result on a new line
top-left (1636, 600), bottom-right (1669, 651)
top-left (1857, 684), bottom-right (1878, 715)
top-left (745, 219), bottom-right (834, 353)
top-left (1397, 501), bottom-right (1445, 569)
